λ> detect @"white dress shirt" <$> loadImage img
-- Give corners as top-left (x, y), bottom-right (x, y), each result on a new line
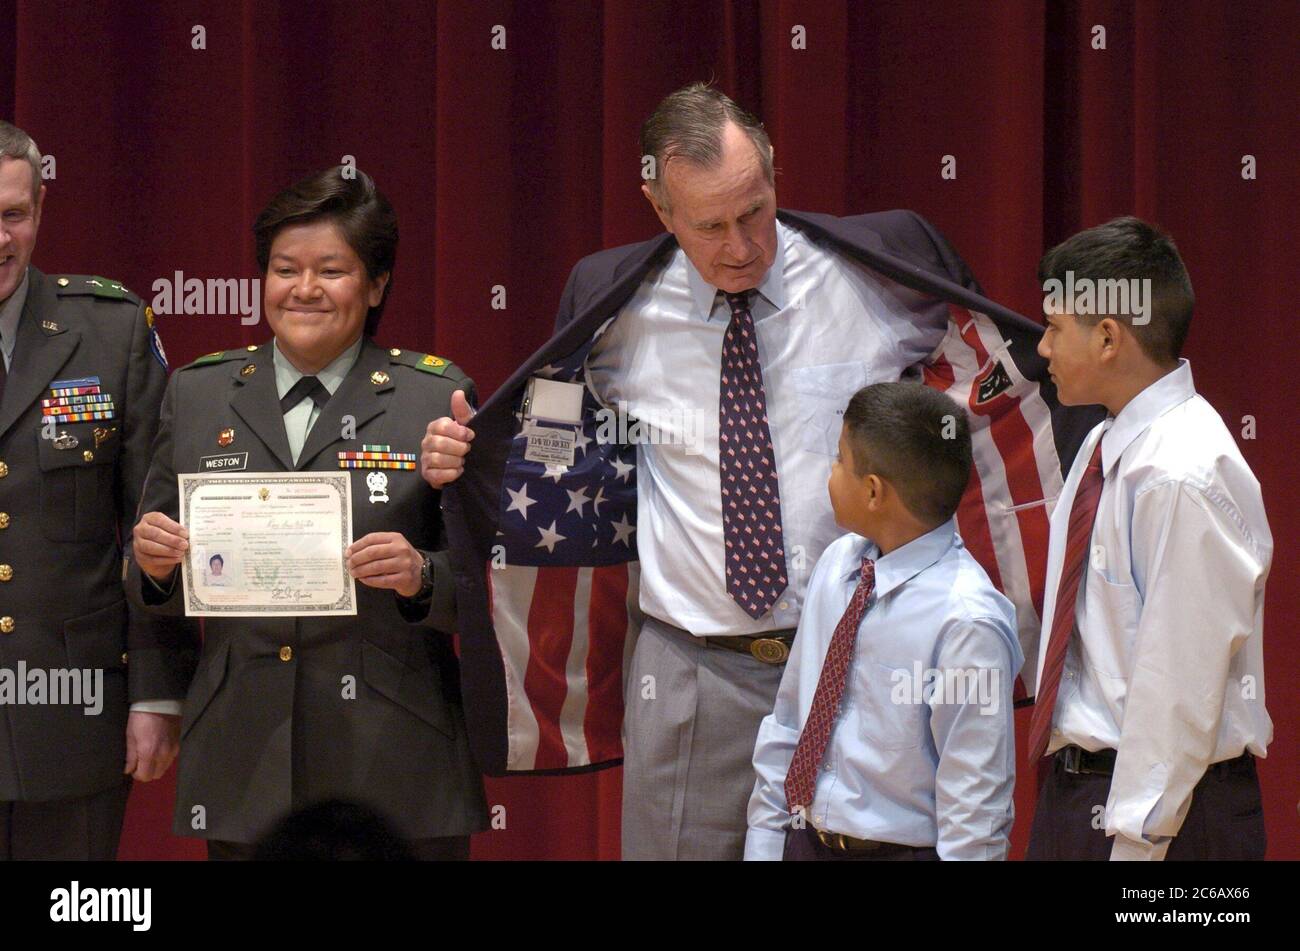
top-left (1034, 359), bottom-right (1273, 860)
top-left (586, 220), bottom-right (949, 636)
top-left (746, 521), bottom-right (1022, 860)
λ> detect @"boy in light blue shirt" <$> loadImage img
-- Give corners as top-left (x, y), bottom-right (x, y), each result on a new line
top-left (746, 381), bottom-right (1022, 860)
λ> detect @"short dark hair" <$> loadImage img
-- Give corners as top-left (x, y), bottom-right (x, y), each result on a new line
top-left (639, 82), bottom-right (773, 210)
top-left (253, 167), bottom-right (398, 336)
top-left (209, 554), bottom-right (224, 567)
top-left (1038, 216), bottom-right (1194, 362)
top-left (0, 120), bottom-right (42, 204)
top-left (842, 382), bottom-right (972, 526)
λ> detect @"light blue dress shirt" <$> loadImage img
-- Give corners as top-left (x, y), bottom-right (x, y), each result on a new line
top-left (586, 220), bottom-right (949, 636)
top-left (745, 520), bottom-right (1023, 860)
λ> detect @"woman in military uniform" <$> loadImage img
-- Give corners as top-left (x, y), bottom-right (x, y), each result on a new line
top-left (127, 168), bottom-right (488, 860)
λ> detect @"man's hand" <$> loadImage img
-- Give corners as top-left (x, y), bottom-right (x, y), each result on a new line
top-left (420, 389), bottom-right (475, 488)
top-left (346, 532), bottom-right (424, 597)
top-left (124, 711), bottom-right (181, 782)
top-left (133, 511), bottom-right (188, 582)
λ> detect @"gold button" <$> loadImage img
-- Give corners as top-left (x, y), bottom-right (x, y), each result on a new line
top-left (279, 646), bottom-right (293, 662)
top-left (0, 461), bottom-right (8, 477)
top-left (0, 512), bottom-right (9, 528)
top-left (121, 652), bottom-right (129, 665)
top-left (83, 450), bottom-right (95, 463)
top-left (0, 565), bottom-right (12, 582)
top-left (57, 277), bottom-right (70, 287)
top-left (389, 348), bottom-right (401, 357)
top-left (246, 345), bottom-right (258, 352)
top-left (0, 617), bottom-right (13, 634)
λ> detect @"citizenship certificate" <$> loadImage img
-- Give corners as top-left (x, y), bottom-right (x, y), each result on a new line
top-left (179, 472), bottom-right (357, 616)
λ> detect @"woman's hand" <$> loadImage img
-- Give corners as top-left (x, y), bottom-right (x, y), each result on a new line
top-left (346, 532), bottom-right (424, 597)
top-left (133, 511), bottom-right (189, 582)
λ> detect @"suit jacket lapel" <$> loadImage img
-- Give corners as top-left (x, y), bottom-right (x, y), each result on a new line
top-left (229, 345), bottom-right (295, 470)
top-left (0, 271), bottom-right (81, 441)
top-left (295, 339), bottom-right (393, 470)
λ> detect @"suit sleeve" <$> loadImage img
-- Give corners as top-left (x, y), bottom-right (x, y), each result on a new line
top-left (121, 310), bottom-right (200, 701)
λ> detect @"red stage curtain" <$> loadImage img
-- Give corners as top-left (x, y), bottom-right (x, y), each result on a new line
top-left (2, 0), bottom-right (1294, 860)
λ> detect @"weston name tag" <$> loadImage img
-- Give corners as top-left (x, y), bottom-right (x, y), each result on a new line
top-left (199, 452), bottom-right (249, 472)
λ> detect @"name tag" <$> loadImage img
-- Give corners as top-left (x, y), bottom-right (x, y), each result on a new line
top-left (524, 426), bottom-right (577, 467)
top-left (199, 452), bottom-right (249, 472)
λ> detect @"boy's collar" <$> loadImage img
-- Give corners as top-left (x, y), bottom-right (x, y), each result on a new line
top-left (1101, 358), bottom-right (1196, 476)
top-left (845, 518), bottom-right (957, 601)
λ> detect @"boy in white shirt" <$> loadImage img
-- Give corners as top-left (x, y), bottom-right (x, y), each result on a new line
top-left (1027, 217), bottom-right (1271, 860)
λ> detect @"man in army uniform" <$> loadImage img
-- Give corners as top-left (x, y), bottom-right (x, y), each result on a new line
top-left (0, 121), bottom-right (194, 860)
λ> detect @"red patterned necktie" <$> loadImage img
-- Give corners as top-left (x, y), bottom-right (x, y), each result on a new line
top-left (720, 291), bottom-right (788, 619)
top-left (784, 556), bottom-right (876, 814)
top-left (1027, 438), bottom-right (1106, 761)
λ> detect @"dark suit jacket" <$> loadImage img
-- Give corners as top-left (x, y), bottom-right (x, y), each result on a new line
top-left (0, 267), bottom-right (194, 801)
top-left (126, 337), bottom-right (488, 843)
top-left (444, 208), bottom-right (1103, 775)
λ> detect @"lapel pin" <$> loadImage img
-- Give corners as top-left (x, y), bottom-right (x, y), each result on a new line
top-left (370, 370), bottom-right (390, 386)
top-left (366, 471), bottom-right (390, 503)
top-left (93, 426), bottom-right (118, 448)
top-left (218, 427), bottom-right (235, 447)
top-left (240, 364), bottom-right (257, 377)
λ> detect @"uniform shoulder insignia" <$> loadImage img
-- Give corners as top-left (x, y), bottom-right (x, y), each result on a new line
top-left (52, 275), bottom-right (142, 305)
top-left (181, 350), bottom-right (247, 370)
top-left (394, 350), bottom-right (461, 378)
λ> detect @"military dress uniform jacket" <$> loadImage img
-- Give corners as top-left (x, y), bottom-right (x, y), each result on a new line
top-left (125, 337), bottom-right (489, 843)
top-left (0, 267), bottom-right (195, 802)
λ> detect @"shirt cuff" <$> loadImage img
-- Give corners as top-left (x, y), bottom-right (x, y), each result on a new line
top-left (1110, 833), bottom-right (1171, 861)
top-left (743, 827), bottom-right (787, 861)
top-left (129, 700), bottom-right (183, 716)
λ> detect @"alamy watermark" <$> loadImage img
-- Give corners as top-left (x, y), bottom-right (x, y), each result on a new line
top-left (890, 662), bottom-right (1001, 716)
top-left (595, 400), bottom-right (706, 455)
top-left (151, 271), bottom-right (261, 325)
top-left (0, 664), bottom-right (103, 715)
top-left (1042, 270), bottom-right (1152, 325)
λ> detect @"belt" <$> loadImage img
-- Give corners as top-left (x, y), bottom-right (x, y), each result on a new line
top-left (813, 828), bottom-right (921, 856)
top-left (705, 633), bottom-right (794, 665)
top-left (1056, 745), bottom-right (1117, 775)
top-left (1057, 746), bottom-right (1255, 778)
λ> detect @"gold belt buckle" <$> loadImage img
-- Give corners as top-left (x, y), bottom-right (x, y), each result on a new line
top-left (749, 637), bottom-right (790, 665)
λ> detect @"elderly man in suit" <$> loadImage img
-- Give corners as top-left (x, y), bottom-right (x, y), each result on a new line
top-left (423, 83), bottom-right (1064, 860)
top-left (0, 120), bottom-right (192, 861)
top-left (129, 167), bottom-right (488, 860)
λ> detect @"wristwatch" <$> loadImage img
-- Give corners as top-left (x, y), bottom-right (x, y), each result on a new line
top-left (410, 553), bottom-right (436, 602)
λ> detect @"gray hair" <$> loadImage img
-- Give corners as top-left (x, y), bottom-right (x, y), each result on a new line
top-left (640, 82), bottom-right (774, 211)
top-left (0, 121), bottom-right (42, 204)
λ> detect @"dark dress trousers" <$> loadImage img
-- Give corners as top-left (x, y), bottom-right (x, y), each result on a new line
top-left (125, 337), bottom-right (489, 846)
top-left (0, 268), bottom-right (194, 860)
